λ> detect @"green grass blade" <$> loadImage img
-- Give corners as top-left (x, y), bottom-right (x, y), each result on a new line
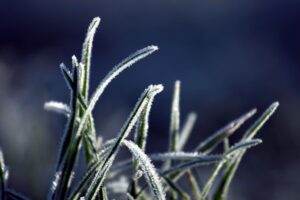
top-left (84, 85), bottom-right (163, 200)
top-left (80, 17), bottom-right (100, 100)
top-left (99, 187), bottom-right (108, 200)
top-left (243, 102), bottom-right (279, 140)
top-left (195, 108), bottom-right (257, 154)
top-left (186, 170), bottom-right (202, 200)
top-left (162, 155), bottom-right (222, 176)
top-left (52, 135), bottom-right (82, 200)
top-left (213, 102), bottom-right (279, 200)
top-left (169, 80), bottom-right (181, 153)
top-left (225, 139), bottom-right (262, 157)
top-left (177, 112), bottom-right (197, 151)
top-left (124, 140), bottom-right (166, 200)
top-left (50, 63), bottom-right (81, 200)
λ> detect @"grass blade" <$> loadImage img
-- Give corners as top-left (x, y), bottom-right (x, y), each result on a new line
top-left (84, 85), bottom-right (163, 200)
top-left (50, 63), bottom-right (81, 200)
top-left (177, 112), bottom-right (197, 151)
top-left (124, 140), bottom-right (166, 200)
top-left (213, 102), bottom-right (279, 200)
top-left (80, 17), bottom-right (101, 100)
top-left (99, 187), bottom-right (108, 200)
top-left (162, 155), bottom-right (222, 176)
top-left (186, 170), bottom-right (202, 200)
top-left (169, 80), bottom-right (181, 153)
top-left (195, 108), bottom-right (257, 154)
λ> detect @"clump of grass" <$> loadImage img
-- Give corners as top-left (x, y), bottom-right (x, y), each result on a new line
top-left (0, 17), bottom-right (279, 200)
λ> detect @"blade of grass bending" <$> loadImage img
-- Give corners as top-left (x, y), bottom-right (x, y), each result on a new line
top-left (124, 140), bottom-right (166, 200)
top-left (177, 112), bottom-right (197, 151)
top-left (84, 85), bottom-right (163, 200)
top-left (72, 46), bottom-right (159, 164)
top-left (195, 108), bottom-right (257, 154)
top-left (162, 155), bottom-right (222, 176)
top-left (213, 102), bottom-right (279, 200)
top-left (74, 45), bottom-right (159, 146)
top-left (200, 139), bottom-right (262, 200)
top-left (0, 150), bottom-right (7, 200)
top-left (169, 80), bottom-right (181, 153)
top-left (80, 17), bottom-right (100, 100)
top-left (163, 177), bottom-right (190, 200)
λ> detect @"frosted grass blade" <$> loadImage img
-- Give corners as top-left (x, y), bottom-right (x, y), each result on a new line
top-left (169, 81), bottom-right (181, 152)
top-left (80, 17), bottom-right (100, 99)
top-left (195, 108), bottom-right (257, 154)
top-left (124, 140), bottom-right (166, 200)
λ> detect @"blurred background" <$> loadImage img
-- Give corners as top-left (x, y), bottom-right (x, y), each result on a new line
top-left (0, 0), bottom-right (299, 199)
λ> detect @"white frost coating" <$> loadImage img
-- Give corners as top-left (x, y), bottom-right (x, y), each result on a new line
top-left (75, 45), bottom-right (159, 140)
top-left (80, 17), bottom-right (101, 96)
top-left (72, 55), bottom-right (79, 68)
top-left (150, 152), bottom-right (201, 161)
top-left (124, 140), bottom-right (166, 200)
top-left (177, 112), bottom-right (197, 150)
top-left (225, 139), bottom-right (262, 157)
top-left (44, 101), bottom-right (71, 116)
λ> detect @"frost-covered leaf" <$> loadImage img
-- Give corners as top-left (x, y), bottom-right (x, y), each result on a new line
top-left (124, 140), bottom-right (166, 200)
